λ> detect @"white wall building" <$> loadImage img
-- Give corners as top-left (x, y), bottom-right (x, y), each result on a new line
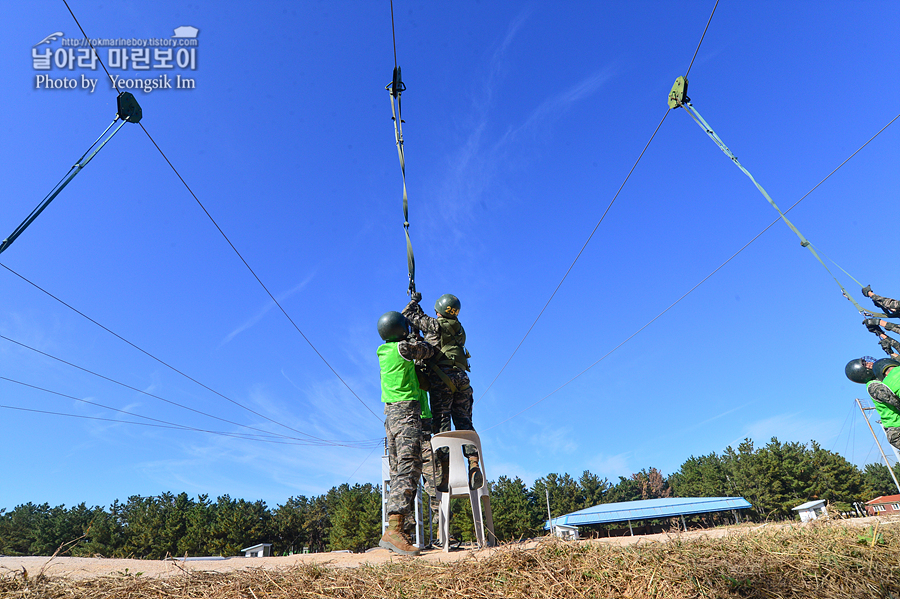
top-left (792, 499), bottom-right (827, 523)
top-left (241, 543), bottom-right (273, 557)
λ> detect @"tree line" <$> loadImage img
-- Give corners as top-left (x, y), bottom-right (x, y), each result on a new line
top-left (1, 437), bottom-right (897, 558)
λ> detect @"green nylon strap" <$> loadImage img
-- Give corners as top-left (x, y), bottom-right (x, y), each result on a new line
top-left (681, 103), bottom-right (878, 316)
top-left (0, 116), bottom-right (127, 256)
top-left (428, 362), bottom-right (458, 394)
top-left (387, 78), bottom-right (416, 296)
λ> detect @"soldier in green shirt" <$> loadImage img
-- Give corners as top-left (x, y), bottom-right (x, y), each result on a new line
top-left (845, 356), bottom-right (900, 451)
top-left (376, 311), bottom-right (434, 556)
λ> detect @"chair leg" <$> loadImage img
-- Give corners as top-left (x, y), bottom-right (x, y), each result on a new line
top-left (469, 487), bottom-right (485, 548)
top-left (440, 491), bottom-right (451, 552)
top-left (481, 495), bottom-right (496, 547)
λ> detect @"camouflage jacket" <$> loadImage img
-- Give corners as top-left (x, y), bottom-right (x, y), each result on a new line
top-left (871, 293), bottom-right (900, 317)
top-left (402, 300), bottom-right (444, 350)
top-left (397, 338), bottom-right (435, 362)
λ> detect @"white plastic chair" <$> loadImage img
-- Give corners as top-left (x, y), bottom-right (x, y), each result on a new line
top-left (430, 430), bottom-right (496, 551)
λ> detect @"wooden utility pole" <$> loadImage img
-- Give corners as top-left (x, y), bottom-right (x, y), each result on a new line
top-left (545, 488), bottom-right (555, 537)
top-left (856, 397), bottom-right (900, 495)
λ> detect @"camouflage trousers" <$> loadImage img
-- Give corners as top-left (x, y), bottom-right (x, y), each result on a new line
top-left (420, 423), bottom-right (438, 500)
top-left (886, 426), bottom-right (900, 453)
top-left (428, 369), bottom-right (478, 459)
top-left (384, 400), bottom-right (422, 517)
top-left (402, 424), bottom-right (440, 542)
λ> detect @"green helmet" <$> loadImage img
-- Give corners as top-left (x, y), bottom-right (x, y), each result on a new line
top-left (434, 294), bottom-right (461, 319)
top-left (377, 311), bottom-right (409, 342)
top-left (845, 357), bottom-right (876, 384)
top-left (873, 358), bottom-right (900, 381)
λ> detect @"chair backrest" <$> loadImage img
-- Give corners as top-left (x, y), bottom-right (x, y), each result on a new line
top-left (430, 430), bottom-right (486, 497)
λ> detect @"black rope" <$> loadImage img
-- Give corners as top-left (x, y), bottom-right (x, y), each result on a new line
top-left (136, 123), bottom-right (383, 424)
top-left (478, 110), bottom-right (671, 403)
top-left (0, 333), bottom-right (328, 444)
top-left (390, 0), bottom-right (398, 69)
top-left (685, 0), bottom-right (719, 78)
top-left (485, 112), bottom-right (899, 430)
top-left (478, 0), bottom-right (721, 404)
top-left (62, 0), bottom-right (120, 93)
top-left (61, 1), bottom-right (380, 425)
top-left (0, 398), bottom-right (382, 448)
top-left (0, 262), bottom-right (380, 438)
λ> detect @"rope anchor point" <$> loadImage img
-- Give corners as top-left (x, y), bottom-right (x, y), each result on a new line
top-left (668, 76), bottom-right (690, 109)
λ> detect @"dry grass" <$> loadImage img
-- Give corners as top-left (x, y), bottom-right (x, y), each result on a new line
top-left (3, 522), bottom-right (900, 598)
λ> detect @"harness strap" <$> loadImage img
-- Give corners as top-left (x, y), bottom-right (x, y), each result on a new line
top-left (679, 101), bottom-right (880, 317)
top-left (0, 115), bottom-right (128, 256)
top-left (428, 362), bottom-right (458, 393)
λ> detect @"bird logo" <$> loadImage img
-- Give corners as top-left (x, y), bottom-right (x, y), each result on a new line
top-left (34, 32), bottom-right (64, 47)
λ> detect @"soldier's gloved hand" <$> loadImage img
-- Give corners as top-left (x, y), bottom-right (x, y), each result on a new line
top-left (862, 285), bottom-right (873, 297)
top-left (879, 337), bottom-right (894, 353)
top-left (411, 291), bottom-right (422, 303)
top-left (864, 318), bottom-right (883, 334)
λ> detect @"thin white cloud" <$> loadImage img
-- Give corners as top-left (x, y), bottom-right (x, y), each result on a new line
top-left (726, 412), bottom-right (844, 449)
top-left (681, 401), bottom-right (756, 433)
top-left (585, 452), bottom-right (633, 481)
top-left (434, 8), bottom-right (614, 231)
top-left (530, 425), bottom-right (578, 455)
top-left (219, 274), bottom-right (316, 346)
top-left (497, 67), bottom-right (615, 148)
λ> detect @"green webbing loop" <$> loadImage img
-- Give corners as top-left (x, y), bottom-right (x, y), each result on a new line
top-left (0, 92), bottom-right (142, 256)
top-left (386, 70), bottom-right (416, 296)
top-left (679, 101), bottom-right (875, 316)
top-left (0, 115), bottom-right (128, 256)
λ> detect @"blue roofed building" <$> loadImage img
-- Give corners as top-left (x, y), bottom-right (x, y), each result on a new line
top-left (547, 497), bottom-right (752, 538)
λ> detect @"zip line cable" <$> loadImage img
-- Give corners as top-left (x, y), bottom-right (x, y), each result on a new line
top-left (345, 443), bottom-right (381, 485)
top-left (58, 2), bottom-right (382, 426)
top-left (477, 110), bottom-right (670, 403)
top-left (669, 82), bottom-right (894, 317)
top-left (831, 399), bottom-right (855, 455)
top-left (134, 123), bottom-right (382, 425)
top-left (477, 1), bottom-right (719, 404)
top-left (0, 398), bottom-right (382, 449)
top-left (0, 333), bottom-right (377, 447)
top-left (1, 375), bottom-right (281, 443)
top-left (485, 114), bottom-right (898, 431)
top-left (0, 262), bottom-right (358, 445)
top-left (62, 0), bottom-right (120, 93)
top-left (386, 0), bottom-right (415, 296)
top-left (684, 0), bottom-right (718, 79)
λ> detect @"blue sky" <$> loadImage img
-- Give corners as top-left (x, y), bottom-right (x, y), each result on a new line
top-left (1, 1), bottom-right (899, 511)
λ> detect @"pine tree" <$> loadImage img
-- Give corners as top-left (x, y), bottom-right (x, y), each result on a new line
top-left (491, 476), bottom-right (541, 541)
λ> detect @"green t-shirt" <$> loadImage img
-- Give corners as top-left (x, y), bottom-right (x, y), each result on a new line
top-left (868, 368), bottom-right (900, 429)
top-left (419, 389), bottom-right (432, 419)
top-left (377, 342), bottom-right (421, 403)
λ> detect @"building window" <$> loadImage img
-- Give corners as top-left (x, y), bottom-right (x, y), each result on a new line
top-left (874, 505), bottom-right (886, 512)
top-left (892, 504), bottom-right (900, 511)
